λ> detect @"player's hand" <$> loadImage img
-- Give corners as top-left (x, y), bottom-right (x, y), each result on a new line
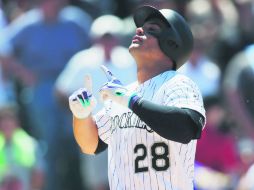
top-left (99, 65), bottom-right (134, 107)
top-left (69, 75), bottom-right (97, 119)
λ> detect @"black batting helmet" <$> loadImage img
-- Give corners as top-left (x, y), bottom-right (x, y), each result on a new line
top-left (133, 5), bottom-right (193, 69)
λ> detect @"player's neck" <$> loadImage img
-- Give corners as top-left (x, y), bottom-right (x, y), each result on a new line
top-left (136, 63), bottom-right (172, 84)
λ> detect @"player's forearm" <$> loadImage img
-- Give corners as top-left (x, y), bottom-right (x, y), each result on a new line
top-left (129, 97), bottom-right (204, 143)
top-left (73, 115), bottom-right (99, 155)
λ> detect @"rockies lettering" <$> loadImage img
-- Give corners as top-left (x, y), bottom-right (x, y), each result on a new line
top-left (111, 112), bottom-right (153, 133)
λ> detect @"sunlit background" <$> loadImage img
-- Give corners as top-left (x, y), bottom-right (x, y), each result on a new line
top-left (0, 0), bottom-right (253, 190)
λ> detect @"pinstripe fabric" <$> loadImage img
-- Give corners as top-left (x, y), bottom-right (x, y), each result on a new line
top-left (94, 71), bottom-right (206, 190)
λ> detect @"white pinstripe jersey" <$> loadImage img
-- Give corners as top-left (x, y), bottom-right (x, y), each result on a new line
top-left (94, 70), bottom-right (206, 190)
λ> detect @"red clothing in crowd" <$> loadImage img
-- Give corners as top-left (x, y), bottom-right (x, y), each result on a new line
top-left (196, 125), bottom-right (241, 173)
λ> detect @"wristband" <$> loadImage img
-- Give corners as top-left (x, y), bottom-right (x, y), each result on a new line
top-left (128, 94), bottom-right (141, 109)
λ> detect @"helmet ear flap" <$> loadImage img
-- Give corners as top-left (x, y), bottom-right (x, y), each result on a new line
top-left (166, 39), bottom-right (178, 49)
top-left (159, 29), bottom-right (181, 50)
top-left (157, 34), bottom-right (179, 59)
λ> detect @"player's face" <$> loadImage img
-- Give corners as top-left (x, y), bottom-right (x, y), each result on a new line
top-left (129, 18), bottom-right (167, 60)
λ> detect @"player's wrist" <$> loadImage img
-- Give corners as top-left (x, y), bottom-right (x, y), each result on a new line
top-left (73, 112), bottom-right (92, 120)
top-left (128, 94), bottom-right (141, 109)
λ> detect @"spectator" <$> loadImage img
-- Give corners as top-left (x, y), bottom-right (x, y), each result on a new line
top-left (237, 163), bottom-right (254, 190)
top-left (55, 14), bottom-right (136, 111)
top-left (0, 0), bottom-right (6, 28)
top-left (194, 162), bottom-right (232, 190)
top-left (0, 0), bottom-right (12, 108)
top-left (210, 0), bottom-right (254, 74)
top-left (55, 14), bottom-right (137, 190)
top-left (237, 138), bottom-right (254, 174)
top-left (0, 0), bottom-right (91, 189)
top-left (179, 0), bottom-right (221, 97)
top-left (1, 0), bottom-right (35, 23)
top-left (195, 96), bottom-right (242, 188)
top-left (223, 44), bottom-right (254, 138)
top-left (0, 105), bottom-right (44, 190)
top-left (59, 4), bottom-right (93, 35)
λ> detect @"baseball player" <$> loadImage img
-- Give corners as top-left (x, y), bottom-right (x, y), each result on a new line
top-left (69, 5), bottom-right (206, 190)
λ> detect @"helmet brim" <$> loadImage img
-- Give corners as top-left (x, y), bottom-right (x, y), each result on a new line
top-left (133, 5), bottom-right (170, 28)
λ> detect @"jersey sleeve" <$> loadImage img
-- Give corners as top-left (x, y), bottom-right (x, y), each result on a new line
top-left (93, 108), bottom-right (112, 144)
top-left (162, 75), bottom-right (206, 123)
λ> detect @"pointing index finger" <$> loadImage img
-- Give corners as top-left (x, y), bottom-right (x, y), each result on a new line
top-left (100, 65), bottom-right (114, 81)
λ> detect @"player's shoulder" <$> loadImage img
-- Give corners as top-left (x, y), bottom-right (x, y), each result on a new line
top-left (170, 72), bottom-right (197, 86)
top-left (162, 72), bottom-right (201, 93)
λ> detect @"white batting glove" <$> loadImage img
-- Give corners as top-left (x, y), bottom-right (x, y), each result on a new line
top-left (69, 75), bottom-right (97, 119)
top-left (99, 65), bottom-right (135, 107)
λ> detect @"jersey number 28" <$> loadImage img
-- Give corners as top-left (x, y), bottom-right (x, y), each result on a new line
top-left (134, 142), bottom-right (170, 173)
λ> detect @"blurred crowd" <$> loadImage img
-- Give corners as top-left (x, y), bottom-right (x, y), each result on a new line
top-left (0, 0), bottom-right (253, 190)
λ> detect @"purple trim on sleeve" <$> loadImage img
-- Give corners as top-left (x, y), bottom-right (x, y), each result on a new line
top-left (128, 95), bottom-right (141, 109)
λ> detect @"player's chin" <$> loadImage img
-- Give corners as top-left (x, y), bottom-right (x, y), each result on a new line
top-left (129, 42), bottom-right (141, 53)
